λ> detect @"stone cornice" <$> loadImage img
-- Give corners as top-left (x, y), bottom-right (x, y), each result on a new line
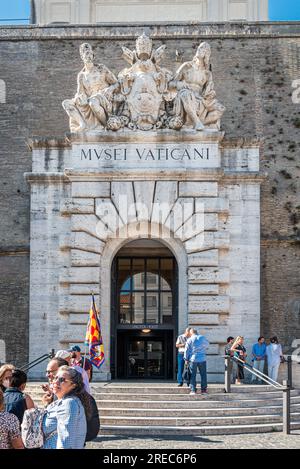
top-left (220, 137), bottom-right (262, 149)
top-left (222, 171), bottom-right (267, 183)
top-left (68, 130), bottom-right (225, 144)
top-left (27, 137), bottom-right (71, 150)
top-left (24, 172), bottom-right (69, 184)
top-left (24, 169), bottom-right (266, 183)
top-left (63, 168), bottom-right (225, 181)
top-left (1, 22), bottom-right (300, 41)
top-left (27, 130), bottom-right (225, 148)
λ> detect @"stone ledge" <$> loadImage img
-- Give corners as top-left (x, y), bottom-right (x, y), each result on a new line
top-left (221, 172), bottom-right (267, 183)
top-left (24, 170), bottom-right (266, 184)
top-left (24, 172), bottom-right (69, 183)
top-left (27, 137), bottom-right (70, 150)
top-left (68, 129), bottom-right (225, 144)
top-left (220, 137), bottom-right (262, 149)
top-left (1, 22), bottom-right (300, 41)
top-left (64, 169), bottom-right (225, 181)
top-left (27, 130), bottom-right (224, 148)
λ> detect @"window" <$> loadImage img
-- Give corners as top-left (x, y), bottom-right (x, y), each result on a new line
top-left (117, 257), bottom-right (174, 325)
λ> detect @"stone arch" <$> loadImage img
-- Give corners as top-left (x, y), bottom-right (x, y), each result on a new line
top-left (99, 221), bottom-right (188, 379)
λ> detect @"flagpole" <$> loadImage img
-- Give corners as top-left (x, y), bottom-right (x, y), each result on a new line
top-left (83, 343), bottom-right (88, 373)
top-left (83, 292), bottom-right (93, 373)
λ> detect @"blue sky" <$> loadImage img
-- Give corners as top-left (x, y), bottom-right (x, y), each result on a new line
top-left (269, 0), bottom-right (300, 20)
top-left (0, 0), bottom-right (31, 24)
top-left (0, 0), bottom-right (300, 24)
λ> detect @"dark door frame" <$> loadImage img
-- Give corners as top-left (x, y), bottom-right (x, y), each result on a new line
top-left (111, 254), bottom-right (178, 380)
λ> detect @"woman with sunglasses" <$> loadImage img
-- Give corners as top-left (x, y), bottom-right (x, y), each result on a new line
top-left (41, 366), bottom-right (90, 449)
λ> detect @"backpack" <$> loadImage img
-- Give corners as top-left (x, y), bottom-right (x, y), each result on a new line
top-left (4, 388), bottom-right (27, 424)
top-left (85, 394), bottom-right (100, 442)
top-left (21, 408), bottom-right (47, 449)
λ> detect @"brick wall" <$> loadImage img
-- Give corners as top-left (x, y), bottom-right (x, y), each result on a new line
top-left (0, 23), bottom-right (299, 364)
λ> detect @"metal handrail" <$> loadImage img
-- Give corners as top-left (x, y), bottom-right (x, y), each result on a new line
top-left (231, 355), bottom-right (284, 389)
top-left (224, 355), bottom-right (292, 435)
top-left (19, 349), bottom-right (55, 373)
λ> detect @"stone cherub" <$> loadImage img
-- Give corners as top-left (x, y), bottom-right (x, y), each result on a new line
top-left (62, 43), bottom-right (119, 132)
top-left (168, 42), bottom-right (225, 131)
top-left (117, 33), bottom-right (174, 131)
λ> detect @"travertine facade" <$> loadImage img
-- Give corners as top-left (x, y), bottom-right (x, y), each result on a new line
top-left (33, 0), bottom-right (269, 24)
top-left (26, 130), bottom-right (262, 381)
top-left (0, 22), bottom-right (299, 373)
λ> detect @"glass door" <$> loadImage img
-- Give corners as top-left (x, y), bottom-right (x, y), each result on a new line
top-left (146, 340), bottom-right (164, 378)
top-left (127, 339), bottom-right (146, 378)
top-left (127, 338), bottom-right (165, 378)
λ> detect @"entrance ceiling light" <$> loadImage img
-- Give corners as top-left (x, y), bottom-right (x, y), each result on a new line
top-left (142, 328), bottom-right (151, 334)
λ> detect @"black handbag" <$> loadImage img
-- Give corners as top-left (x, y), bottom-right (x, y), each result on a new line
top-left (182, 362), bottom-right (191, 384)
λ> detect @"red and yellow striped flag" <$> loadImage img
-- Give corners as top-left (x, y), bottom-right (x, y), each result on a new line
top-left (84, 295), bottom-right (105, 368)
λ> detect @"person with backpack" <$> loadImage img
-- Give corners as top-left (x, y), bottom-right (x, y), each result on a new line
top-left (41, 366), bottom-right (98, 449)
top-left (4, 369), bottom-right (35, 424)
top-left (0, 389), bottom-right (24, 449)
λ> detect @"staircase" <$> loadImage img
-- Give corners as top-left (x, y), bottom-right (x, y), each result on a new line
top-left (26, 381), bottom-right (300, 436)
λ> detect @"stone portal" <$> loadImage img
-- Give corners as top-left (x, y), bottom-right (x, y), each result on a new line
top-left (26, 129), bottom-right (263, 382)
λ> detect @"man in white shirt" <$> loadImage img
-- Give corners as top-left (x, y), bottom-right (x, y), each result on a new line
top-left (176, 327), bottom-right (191, 386)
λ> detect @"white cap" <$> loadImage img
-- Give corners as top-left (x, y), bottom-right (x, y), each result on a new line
top-left (55, 350), bottom-right (71, 360)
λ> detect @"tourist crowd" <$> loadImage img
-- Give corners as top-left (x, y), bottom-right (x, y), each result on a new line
top-left (0, 334), bottom-right (285, 449)
top-left (0, 347), bottom-right (99, 449)
top-left (176, 329), bottom-right (284, 391)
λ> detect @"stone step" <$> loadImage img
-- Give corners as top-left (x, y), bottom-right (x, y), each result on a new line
top-left (26, 383), bottom-right (297, 394)
top-left (28, 387), bottom-right (300, 397)
top-left (97, 396), bottom-right (300, 409)
top-left (30, 391), bottom-right (300, 404)
top-left (100, 421), bottom-right (300, 436)
top-left (92, 391), bottom-right (300, 401)
top-left (28, 388), bottom-right (300, 403)
top-left (94, 384), bottom-right (281, 394)
top-left (30, 396), bottom-right (300, 412)
top-left (100, 413), bottom-right (300, 427)
top-left (99, 404), bottom-right (300, 418)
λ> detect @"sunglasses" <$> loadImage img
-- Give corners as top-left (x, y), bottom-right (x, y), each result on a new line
top-left (46, 370), bottom-right (57, 375)
top-left (53, 376), bottom-right (71, 384)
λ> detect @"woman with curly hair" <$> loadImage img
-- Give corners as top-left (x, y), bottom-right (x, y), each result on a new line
top-left (42, 366), bottom-right (90, 449)
top-left (0, 364), bottom-right (15, 393)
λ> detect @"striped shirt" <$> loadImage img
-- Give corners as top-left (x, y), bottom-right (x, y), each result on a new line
top-left (42, 396), bottom-right (87, 449)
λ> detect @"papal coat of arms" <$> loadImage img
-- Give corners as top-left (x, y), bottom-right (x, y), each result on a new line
top-left (63, 33), bottom-right (225, 133)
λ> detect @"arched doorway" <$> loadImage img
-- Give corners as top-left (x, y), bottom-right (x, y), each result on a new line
top-left (110, 239), bottom-right (178, 380)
